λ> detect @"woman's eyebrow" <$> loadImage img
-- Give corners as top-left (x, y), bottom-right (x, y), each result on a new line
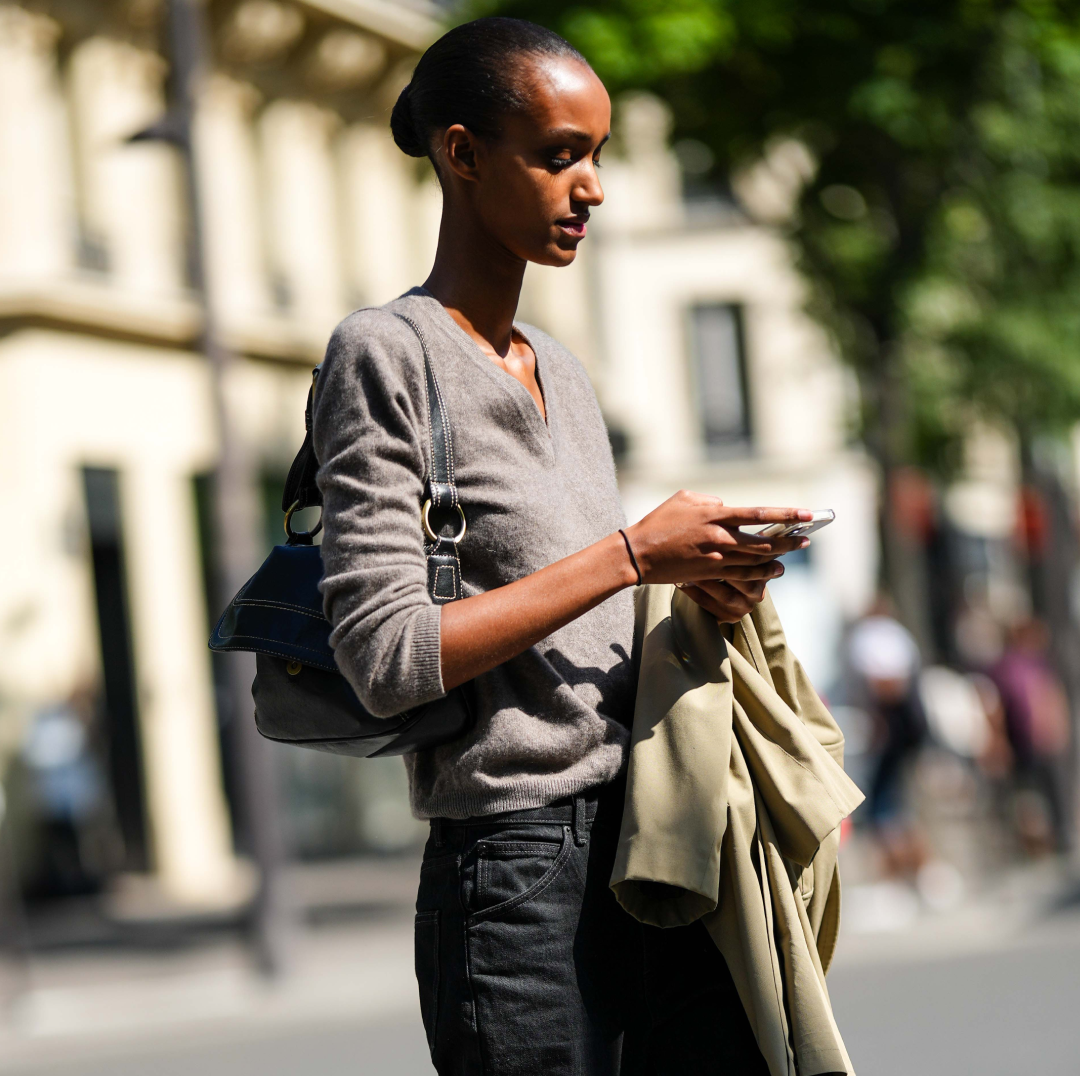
top-left (546, 128), bottom-right (611, 146)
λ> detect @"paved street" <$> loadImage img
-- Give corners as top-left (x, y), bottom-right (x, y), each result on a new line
top-left (3, 895), bottom-right (1079, 1075)
top-left (830, 920), bottom-right (1080, 1076)
top-left (5, 1015), bottom-right (435, 1076)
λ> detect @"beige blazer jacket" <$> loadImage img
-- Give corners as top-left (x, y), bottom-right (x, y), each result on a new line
top-left (611, 585), bottom-right (864, 1076)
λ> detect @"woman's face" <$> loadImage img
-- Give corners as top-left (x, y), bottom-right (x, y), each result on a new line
top-left (440, 56), bottom-right (611, 268)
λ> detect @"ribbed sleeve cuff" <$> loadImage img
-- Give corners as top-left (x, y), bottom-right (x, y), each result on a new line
top-left (412, 601), bottom-right (445, 701)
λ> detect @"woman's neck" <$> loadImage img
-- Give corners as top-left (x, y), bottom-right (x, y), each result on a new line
top-left (422, 205), bottom-right (527, 359)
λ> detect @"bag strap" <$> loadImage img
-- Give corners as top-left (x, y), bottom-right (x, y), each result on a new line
top-left (281, 313), bottom-right (464, 605)
top-left (393, 313), bottom-right (464, 604)
top-left (282, 366), bottom-right (322, 513)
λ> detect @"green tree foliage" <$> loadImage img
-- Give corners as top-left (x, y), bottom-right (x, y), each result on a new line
top-left (474, 0), bottom-right (1080, 473)
top-left (911, 12), bottom-right (1080, 454)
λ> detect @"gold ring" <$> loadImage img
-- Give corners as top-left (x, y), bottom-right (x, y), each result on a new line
top-left (284, 499), bottom-right (323, 543)
top-left (421, 500), bottom-right (466, 544)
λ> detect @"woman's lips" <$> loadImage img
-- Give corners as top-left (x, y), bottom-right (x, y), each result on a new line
top-left (557, 219), bottom-right (588, 238)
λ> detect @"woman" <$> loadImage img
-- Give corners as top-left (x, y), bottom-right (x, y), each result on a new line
top-left (313, 17), bottom-right (811, 1075)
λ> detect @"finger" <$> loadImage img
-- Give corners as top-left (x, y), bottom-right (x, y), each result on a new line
top-left (713, 580), bottom-right (757, 617)
top-left (725, 578), bottom-right (767, 601)
top-left (679, 582), bottom-right (755, 624)
top-left (711, 562), bottom-right (785, 583)
top-left (709, 550), bottom-right (783, 567)
top-left (727, 531), bottom-right (810, 556)
top-left (689, 574), bottom-right (774, 607)
top-left (679, 586), bottom-right (745, 624)
top-left (712, 506), bottom-right (813, 527)
top-left (691, 575), bottom-right (774, 602)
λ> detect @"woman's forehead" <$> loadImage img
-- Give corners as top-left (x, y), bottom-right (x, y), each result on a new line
top-left (516, 55), bottom-right (610, 136)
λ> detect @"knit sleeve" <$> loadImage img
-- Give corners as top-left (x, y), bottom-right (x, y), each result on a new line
top-left (312, 309), bottom-right (444, 718)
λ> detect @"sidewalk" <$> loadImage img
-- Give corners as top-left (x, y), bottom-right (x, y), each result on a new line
top-left (1, 855), bottom-right (1077, 1072)
top-left (0, 857), bottom-right (425, 1072)
top-left (833, 854), bottom-right (1080, 968)
top-left (0, 909), bottom-right (419, 1071)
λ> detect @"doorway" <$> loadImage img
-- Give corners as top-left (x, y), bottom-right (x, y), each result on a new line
top-left (82, 467), bottom-right (148, 871)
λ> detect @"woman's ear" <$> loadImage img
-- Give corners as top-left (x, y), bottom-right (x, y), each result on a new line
top-left (441, 123), bottom-right (482, 183)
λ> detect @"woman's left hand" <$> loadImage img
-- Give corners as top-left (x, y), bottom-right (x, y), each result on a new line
top-left (679, 559), bottom-right (786, 624)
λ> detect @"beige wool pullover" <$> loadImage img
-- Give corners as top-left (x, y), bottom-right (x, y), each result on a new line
top-left (313, 289), bottom-right (636, 819)
top-left (612, 585), bottom-right (864, 1076)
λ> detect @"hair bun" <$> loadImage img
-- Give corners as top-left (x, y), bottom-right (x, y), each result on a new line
top-left (390, 82), bottom-right (427, 158)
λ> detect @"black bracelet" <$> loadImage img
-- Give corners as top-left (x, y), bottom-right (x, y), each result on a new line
top-left (618, 528), bottom-right (643, 586)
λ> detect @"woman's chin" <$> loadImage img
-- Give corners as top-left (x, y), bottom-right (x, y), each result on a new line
top-left (537, 241), bottom-right (581, 268)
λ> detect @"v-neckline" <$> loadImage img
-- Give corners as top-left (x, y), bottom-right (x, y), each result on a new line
top-left (416, 288), bottom-right (550, 431)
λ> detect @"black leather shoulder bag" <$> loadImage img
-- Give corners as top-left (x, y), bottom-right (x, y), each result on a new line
top-left (209, 313), bottom-right (473, 757)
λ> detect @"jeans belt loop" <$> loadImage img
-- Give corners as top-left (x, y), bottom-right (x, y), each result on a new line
top-left (571, 794), bottom-right (587, 847)
top-left (432, 817), bottom-right (444, 848)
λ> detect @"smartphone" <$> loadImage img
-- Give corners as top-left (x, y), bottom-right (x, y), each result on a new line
top-left (754, 509), bottom-right (835, 539)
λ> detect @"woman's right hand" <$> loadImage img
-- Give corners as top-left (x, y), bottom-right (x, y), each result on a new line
top-left (438, 492), bottom-right (810, 691)
top-left (622, 490), bottom-right (811, 586)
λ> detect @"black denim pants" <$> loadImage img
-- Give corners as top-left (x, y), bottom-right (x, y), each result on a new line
top-left (414, 780), bottom-right (769, 1076)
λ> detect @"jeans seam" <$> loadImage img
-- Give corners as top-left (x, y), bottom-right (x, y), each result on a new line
top-left (459, 899), bottom-right (484, 1074)
top-left (414, 910), bottom-right (440, 1053)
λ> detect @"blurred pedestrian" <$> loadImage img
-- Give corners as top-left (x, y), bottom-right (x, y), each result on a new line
top-left (14, 686), bottom-right (114, 897)
top-left (848, 600), bottom-right (928, 878)
top-left (313, 16), bottom-right (826, 1074)
top-left (989, 618), bottom-right (1071, 853)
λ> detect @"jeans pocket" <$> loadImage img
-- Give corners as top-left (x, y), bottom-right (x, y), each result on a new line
top-left (466, 824), bottom-right (573, 925)
top-left (414, 909), bottom-right (440, 1052)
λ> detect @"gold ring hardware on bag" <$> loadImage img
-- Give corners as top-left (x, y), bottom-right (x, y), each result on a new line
top-left (284, 499), bottom-right (323, 543)
top-left (286, 660), bottom-right (303, 676)
top-left (422, 499), bottom-right (467, 544)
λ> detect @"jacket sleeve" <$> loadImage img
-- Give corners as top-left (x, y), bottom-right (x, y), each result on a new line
top-left (312, 309), bottom-right (444, 718)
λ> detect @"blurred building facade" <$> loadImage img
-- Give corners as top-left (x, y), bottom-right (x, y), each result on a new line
top-left (0, 0), bottom-right (878, 907)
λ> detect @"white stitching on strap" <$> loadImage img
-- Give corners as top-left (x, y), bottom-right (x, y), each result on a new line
top-left (411, 317), bottom-right (455, 499)
top-left (394, 311), bottom-right (464, 532)
top-left (394, 313), bottom-right (439, 507)
top-left (433, 564), bottom-right (452, 596)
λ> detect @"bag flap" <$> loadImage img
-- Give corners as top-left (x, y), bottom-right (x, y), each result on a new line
top-left (209, 543), bottom-right (338, 672)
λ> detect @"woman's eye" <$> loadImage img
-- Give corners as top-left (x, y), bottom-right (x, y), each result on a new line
top-left (547, 151), bottom-right (602, 171)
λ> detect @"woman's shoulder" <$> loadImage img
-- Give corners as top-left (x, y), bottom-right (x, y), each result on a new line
top-left (327, 293), bottom-right (426, 355)
top-left (321, 293), bottom-right (433, 387)
top-left (315, 295), bottom-right (436, 439)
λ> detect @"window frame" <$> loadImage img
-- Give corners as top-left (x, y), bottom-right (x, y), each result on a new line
top-left (685, 300), bottom-right (754, 458)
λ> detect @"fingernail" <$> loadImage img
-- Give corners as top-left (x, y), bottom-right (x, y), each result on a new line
top-left (800, 538), bottom-right (811, 548)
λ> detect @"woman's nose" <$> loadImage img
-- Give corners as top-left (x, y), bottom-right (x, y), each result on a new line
top-left (572, 162), bottom-right (604, 207)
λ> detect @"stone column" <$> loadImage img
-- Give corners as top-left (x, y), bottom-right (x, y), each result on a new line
top-left (0, 7), bottom-right (75, 282)
top-left (260, 99), bottom-right (346, 332)
top-left (339, 123), bottom-right (415, 306)
top-left (1, 333), bottom-right (242, 907)
top-left (67, 36), bottom-right (185, 296)
top-left (193, 75), bottom-right (272, 326)
top-left (122, 457), bottom-right (240, 905)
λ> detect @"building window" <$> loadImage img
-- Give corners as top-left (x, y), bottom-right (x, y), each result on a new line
top-left (688, 303), bottom-right (752, 456)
